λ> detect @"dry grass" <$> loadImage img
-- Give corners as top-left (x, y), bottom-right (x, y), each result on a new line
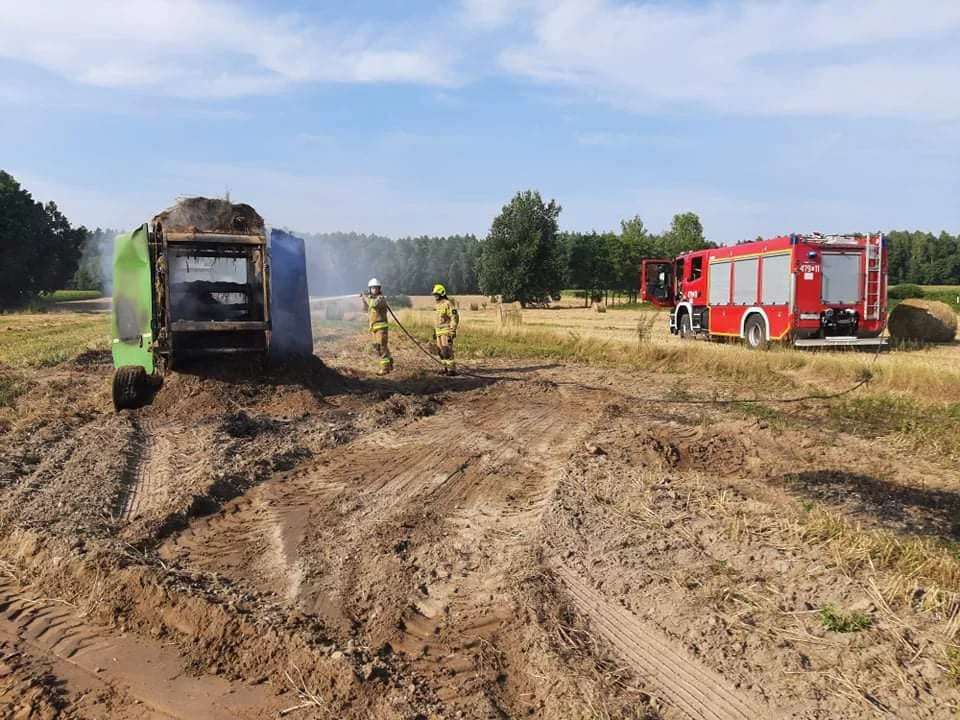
top-left (0, 313), bottom-right (109, 367)
top-left (793, 507), bottom-right (960, 615)
top-left (947, 647), bottom-right (960, 686)
top-left (395, 300), bottom-right (960, 458)
top-left (397, 304), bottom-right (960, 400)
top-left (0, 371), bottom-right (32, 408)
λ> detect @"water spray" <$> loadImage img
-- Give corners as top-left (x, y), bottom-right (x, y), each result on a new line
top-left (310, 294), bottom-right (362, 303)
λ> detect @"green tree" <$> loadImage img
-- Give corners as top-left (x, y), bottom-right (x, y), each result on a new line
top-left (478, 190), bottom-right (563, 305)
top-left (0, 171), bottom-right (88, 308)
top-left (561, 231), bottom-right (610, 305)
top-left (617, 216), bottom-right (656, 302)
top-left (661, 211), bottom-right (709, 256)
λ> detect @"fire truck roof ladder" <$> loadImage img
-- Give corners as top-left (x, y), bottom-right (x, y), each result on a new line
top-left (863, 233), bottom-right (884, 321)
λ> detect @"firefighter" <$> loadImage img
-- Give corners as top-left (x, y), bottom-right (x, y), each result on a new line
top-left (432, 283), bottom-right (459, 375)
top-left (361, 278), bottom-right (393, 375)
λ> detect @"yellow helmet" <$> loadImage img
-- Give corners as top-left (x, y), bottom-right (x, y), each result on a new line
top-left (432, 283), bottom-right (447, 296)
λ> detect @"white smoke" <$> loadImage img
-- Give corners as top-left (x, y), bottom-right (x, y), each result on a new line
top-left (74, 227), bottom-right (117, 294)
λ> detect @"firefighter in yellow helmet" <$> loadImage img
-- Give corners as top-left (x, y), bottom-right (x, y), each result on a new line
top-left (361, 278), bottom-right (393, 375)
top-left (432, 283), bottom-right (459, 375)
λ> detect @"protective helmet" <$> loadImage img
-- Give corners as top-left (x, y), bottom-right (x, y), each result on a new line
top-left (368, 278), bottom-right (381, 288)
top-left (432, 283), bottom-right (446, 296)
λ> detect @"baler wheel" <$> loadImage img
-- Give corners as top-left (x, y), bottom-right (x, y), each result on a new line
top-left (113, 366), bottom-right (148, 411)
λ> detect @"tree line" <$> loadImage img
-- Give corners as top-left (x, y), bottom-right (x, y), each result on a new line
top-left (886, 231), bottom-right (960, 286)
top-left (299, 201), bottom-right (713, 304)
top-left (1, 170), bottom-right (958, 311)
top-left (0, 172), bottom-right (89, 309)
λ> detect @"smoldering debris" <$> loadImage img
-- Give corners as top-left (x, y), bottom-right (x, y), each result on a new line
top-left (153, 197), bottom-right (265, 234)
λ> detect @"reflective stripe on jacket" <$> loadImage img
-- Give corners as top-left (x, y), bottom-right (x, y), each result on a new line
top-left (367, 296), bottom-right (388, 330)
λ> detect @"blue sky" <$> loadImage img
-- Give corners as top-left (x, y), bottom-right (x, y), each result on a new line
top-left (1, 0), bottom-right (959, 244)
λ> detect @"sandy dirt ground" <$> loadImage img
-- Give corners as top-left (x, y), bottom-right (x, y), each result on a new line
top-left (1, 318), bottom-right (959, 719)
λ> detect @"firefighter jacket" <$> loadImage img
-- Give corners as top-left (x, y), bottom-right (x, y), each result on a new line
top-left (367, 295), bottom-right (389, 332)
top-left (434, 297), bottom-right (459, 336)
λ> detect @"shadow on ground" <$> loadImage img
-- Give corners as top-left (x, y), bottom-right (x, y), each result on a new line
top-left (776, 469), bottom-right (960, 540)
top-left (167, 354), bottom-right (513, 402)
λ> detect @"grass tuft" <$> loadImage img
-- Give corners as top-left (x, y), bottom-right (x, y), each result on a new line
top-left (947, 647), bottom-right (960, 686)
top-left (819, 604), bottom-right (872, 633)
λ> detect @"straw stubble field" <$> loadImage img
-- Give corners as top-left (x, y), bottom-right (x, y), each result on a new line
top-left (0, 298), bottom-right (959, 719)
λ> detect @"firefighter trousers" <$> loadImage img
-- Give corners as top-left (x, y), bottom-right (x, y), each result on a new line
top-left (372, 328), bottom-right (393, 374)
top-left (435, 331), bottom-right (456, 374)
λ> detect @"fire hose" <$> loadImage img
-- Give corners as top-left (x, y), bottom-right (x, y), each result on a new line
top-left (378, 302), bottom-right (882, 406)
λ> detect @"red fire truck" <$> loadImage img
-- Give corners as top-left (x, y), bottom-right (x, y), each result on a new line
top-left (640, 233), bottom-right (888, 348)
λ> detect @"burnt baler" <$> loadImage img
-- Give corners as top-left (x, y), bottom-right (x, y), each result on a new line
top-left (111, 198), bottom-right (311, 410)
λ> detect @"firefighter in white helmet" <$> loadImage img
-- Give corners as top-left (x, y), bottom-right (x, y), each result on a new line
top-left (432, 283), bottom-right (459, 375)
top-left (360, 278), bottom-right (393, 375)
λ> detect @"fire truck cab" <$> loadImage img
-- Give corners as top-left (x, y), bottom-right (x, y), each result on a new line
top-left (641, 233), bottom-right (888, 349)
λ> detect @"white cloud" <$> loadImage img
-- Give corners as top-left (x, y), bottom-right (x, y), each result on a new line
top-left (0, 0), bottom-right (455, 98)
top-left (495, 0), bottom-right (960, 118)
top-left (461, 0), bottom-right (525, 28)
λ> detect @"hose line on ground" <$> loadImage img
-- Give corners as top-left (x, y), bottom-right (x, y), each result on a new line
top-left (385, 304), bottom-right (447, 369)
top-left (383, 303), bottom-right (884, 407)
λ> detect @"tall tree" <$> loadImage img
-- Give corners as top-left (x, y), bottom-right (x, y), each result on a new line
top-left (477, 190), bottom-right (563, 305)
top-left (660, 211), bottom-right (709, 257)
top-left (561, 231), bottom-right (610, 305)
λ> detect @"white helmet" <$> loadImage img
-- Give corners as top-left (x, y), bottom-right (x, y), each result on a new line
top-left (368, 278), bottom-right (381, 288)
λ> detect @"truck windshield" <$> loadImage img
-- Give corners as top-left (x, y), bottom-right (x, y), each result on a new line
top-left (821, 252), bottom-right (861, 305)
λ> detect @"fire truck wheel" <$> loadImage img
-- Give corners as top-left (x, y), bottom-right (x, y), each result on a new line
top-left (678, 313), bottom-right (693, 339)
top-left (744, 315), bottom-right (769, 350)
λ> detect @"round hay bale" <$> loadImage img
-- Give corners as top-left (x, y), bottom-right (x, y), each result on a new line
top-left (469, 303), bottom-right (480, 311)
top-left (593, 301), bottom-right (607, 314)
top-left (888, 299), bottom-right (957, 344)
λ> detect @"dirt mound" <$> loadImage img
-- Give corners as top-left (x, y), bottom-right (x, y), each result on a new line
top-left (152, 196), bottom-right (265, 234)
top-left (626, 423), bottom-right (748, 475)
top-left (888, 299), bottom-right (958, 343)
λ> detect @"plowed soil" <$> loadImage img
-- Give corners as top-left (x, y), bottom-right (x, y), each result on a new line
top-left (1, 327), bottom-right (959, 719)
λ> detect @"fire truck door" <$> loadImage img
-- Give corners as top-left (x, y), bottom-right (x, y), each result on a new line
top-left (641, 259), bottom-right (675, 307)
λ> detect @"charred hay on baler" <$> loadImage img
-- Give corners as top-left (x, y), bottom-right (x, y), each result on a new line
top-left (152, 197), bottom-right (265, 234)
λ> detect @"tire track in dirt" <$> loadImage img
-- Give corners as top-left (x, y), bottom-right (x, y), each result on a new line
top-left (339, 388), bottom-right (598, 709)
top-left (116, 417), bottom-right (209, 527)
top-left (117, 418), bottom-right (177, 523)
top-left (159, 392), bottom-right (546, 604)
top-left (158, 469), bottom-right (345, 603)
top-left (160, 383), bottom-right (603, 714)
top-left (0, 580), bottom-right (287, 719)
top-left (553, 563), bottom-right (774, 720)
